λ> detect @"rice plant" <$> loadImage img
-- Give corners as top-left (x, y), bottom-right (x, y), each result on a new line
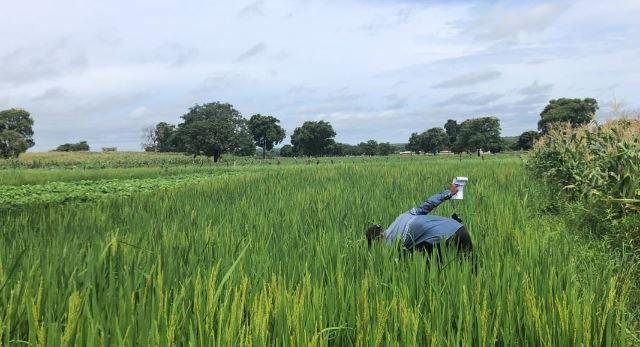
top-left (0, 157), bottom-right (637, 345)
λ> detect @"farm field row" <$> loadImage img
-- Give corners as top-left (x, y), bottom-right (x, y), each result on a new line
top-left (0, 150), bottom-right (523, 170)
top-left (0, 172), bottom-right (238, 210)
top-left (0, 166), bottom-right (241, 186)
top-left (0, 156), bottom-right (637, 345)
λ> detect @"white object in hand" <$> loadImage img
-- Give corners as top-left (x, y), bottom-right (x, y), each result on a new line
top-left (451, 176), bottom-right (468, 200)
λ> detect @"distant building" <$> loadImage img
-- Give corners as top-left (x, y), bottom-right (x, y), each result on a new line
top-left (399, 151), bottom-right (414, 156)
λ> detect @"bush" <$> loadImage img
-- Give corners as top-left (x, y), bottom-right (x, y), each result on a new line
top-left (279, 144), bottom-right (294, 157)
top-left (55, 141), bottom-right (90, 152)
top-left (527, 117), bottom-right (640, 246)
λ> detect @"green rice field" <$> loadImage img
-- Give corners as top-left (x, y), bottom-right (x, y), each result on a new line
top-left (0, 154), bottom-right (638, 345)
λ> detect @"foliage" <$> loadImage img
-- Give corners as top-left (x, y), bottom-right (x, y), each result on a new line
top-left (516, 131), bottom-right (540, 150)
top-left (155, 122), bottom-right (179, 152)
top-left (326, 142), bottom-right (347, 156)
top-left (232, 127), bottom-right (257, 157)
top-left (422, 127), bottom-right (448, 155)
top-left (0, 157), bottom-right (637, 345)
top-left (0, 151), bottom-right (219, 169)
top-left (443, 119), bottom-right (459, 146)
top-left (247, 114), bottom-right (286, 159)
top-left (0, 108), bottom-right (35, 158)
top-left (0, 166), bottom-right (237, 186)
top-left (358, 140), bottom-right (378, 156)
top-left (406, 132), bottom-right (422, 153)
top-left (0, 173), bottom-right (233, 210)
top-left (102, 147), bottom-right (117, 152)
top-left (279, 144), bottom-right (294, 157)
top-left (527, 117), bottom-right (640, 246)
top-left (291, 120), bottom-right (336, 156)
top-left (55, 141), bottom-right (90, 152)
top-left (538, 98), bottom-right (598, 133)
top-left (377, 142), bottom-right (394, 156)
top-left (454, 116), bottom-right (503, 153)
top-left (175, 102), bottom-right (248, 162)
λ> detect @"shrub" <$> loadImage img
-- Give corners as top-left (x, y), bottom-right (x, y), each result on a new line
top-left (55, 141), bottom-right (90, 152)
top-left (527, 116), bottom-right (640, 245)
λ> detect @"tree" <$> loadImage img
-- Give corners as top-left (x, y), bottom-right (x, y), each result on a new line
top-left (290, 120), bottom-right (336, 156)
top-left (330, 143), bottom-right (362, 156)
top-left (141, 125), bottom-right (158, 151)
top-left (358, 140), bottom-right (378, 156)
top-left (454, 116), bottom-right (503, 153)
top-left (443, 119), bottom-right (460, 147)
top-left (175, 102), bottom-right (247, 162)
top-left (0, 108), bottom-right (35, 158)
top-left (377, 142), bottom-right (394, 156)
top-left (515, 131), bottom-right (540, 150)
top-left (247, 114), bottom-right (286, 159)
top-left (279, 144), bottom-right (294, 157)
top-left (55, 141), bottom-right (90, 152)
top-left (232, 127), bottom-right (256, 156)
top-left (406, 132), bottom-right (423, 153)
top-left (538, 98), bottom-right (598, 133)
top-left (346, 144), bottom-right (363, 156)
top-left (142, 122), bottom-right (177, 152)
top-left (422, 127), bottom-right (448, 155)
top-left (156, 122), bottom-right (177, 152)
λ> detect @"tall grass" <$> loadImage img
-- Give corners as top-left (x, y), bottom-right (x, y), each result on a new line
top-left (0, 158), bottom-right (637, 345)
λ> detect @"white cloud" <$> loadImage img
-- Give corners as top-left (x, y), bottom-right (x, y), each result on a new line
top-left (235, 42), bottom-right (268, 62)
top-left (0, 0), bottom-right (638, 150)
top-left (432, 70), bottom-right (502, 89)
top-left (518, 81), bottom-right (553, 95)
top-left (465, 2), bottom-right (570, 41)
top-left (239, 0), bottom-right (265, 17)
top-left (128, 107), bottom-right (149, 119)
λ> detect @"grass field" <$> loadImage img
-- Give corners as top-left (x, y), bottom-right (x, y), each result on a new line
top-left (0, 154), bottom-right (638, 345)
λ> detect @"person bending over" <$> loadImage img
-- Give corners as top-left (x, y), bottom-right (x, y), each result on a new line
top-left (366, 183), bottom-right (473, 259)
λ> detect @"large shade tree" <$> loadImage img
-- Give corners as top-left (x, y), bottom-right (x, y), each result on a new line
top-left (454, 116), bottom-right (503, 153)
top-left (422, 127), bottom-right (449, 155)
top-left (358, 140), bottom-right (378, 156)
top-left (247, 114), bottom-right (286, 159)
top-left (290, 120), bottom-right (336, 156)
top-left (406, 132), bottom-right (423, 153)
top-left (538, 98), bottom-right (598, 133)
top-left (232, 127), bottom-right (256, 157)
top-left (0, 108), bottom-right (35, 158)
top-left (175, 102), bottom-right (248, 162)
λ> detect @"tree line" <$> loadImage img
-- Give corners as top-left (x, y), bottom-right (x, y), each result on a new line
top-left (406, 98), bottom-right (598, 154)
top-left (142, 104), bottom-right (402, 160)
top-left (0, 98), bottom-right (599, 159)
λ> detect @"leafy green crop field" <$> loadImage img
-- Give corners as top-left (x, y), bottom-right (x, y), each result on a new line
top-left (0, 172), bottom-right (238, 210)
top-left (0, 155), bottom-right (638, 345)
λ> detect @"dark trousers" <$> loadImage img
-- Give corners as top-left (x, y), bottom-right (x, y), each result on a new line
top-left (409, 226), bottom-right (475, 268)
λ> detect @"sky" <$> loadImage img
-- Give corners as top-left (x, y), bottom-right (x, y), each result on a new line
top-left (1, 0), bottom-right (638, 151)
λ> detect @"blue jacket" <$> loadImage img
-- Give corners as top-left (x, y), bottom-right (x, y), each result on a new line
top-left (384, 189), bottom-right (462, 248)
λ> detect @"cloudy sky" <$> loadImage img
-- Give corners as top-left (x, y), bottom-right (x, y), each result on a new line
top-left (1, 0), bottom-right (638, 151)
